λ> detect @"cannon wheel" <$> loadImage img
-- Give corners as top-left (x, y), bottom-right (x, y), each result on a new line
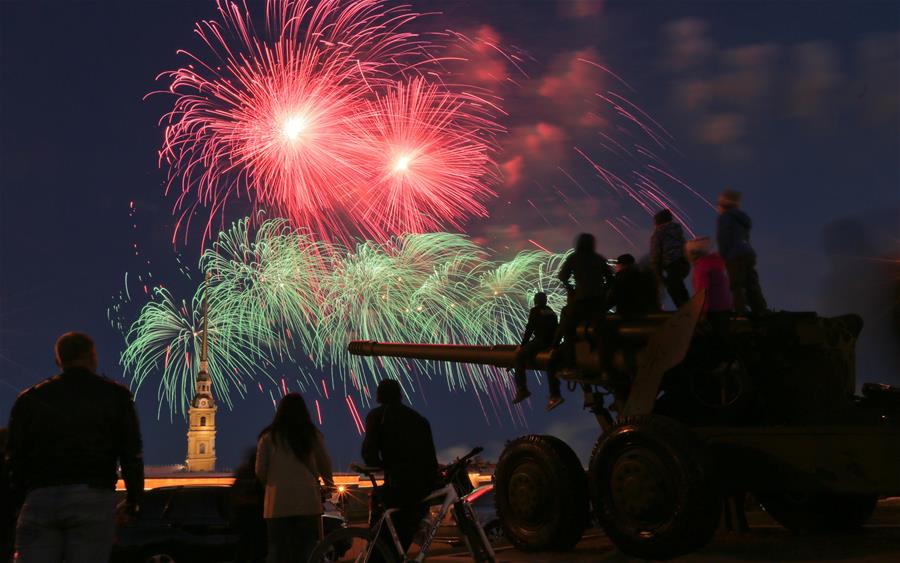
top-left (757, 492), bottom-right (878, 532)
top-left (589, 415), bottom-right (719, 560)
top-left (494, 434), bottom-right (590, 551)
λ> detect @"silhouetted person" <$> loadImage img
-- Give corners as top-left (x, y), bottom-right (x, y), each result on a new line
top-left (0, 428), bottom-right (13, 563)
top-left (6, 332), bottom-right (143, 563)
top-left (362, 380), bottom-right (438, 558)
top-left (607, 254), bottom-right (660, 316)
top-left (512, 292), bottom-right (561, 411)
top-left (256, 393), bottom-right (334, 563)
top-left (231, 448), bottom-right (266, 563)
top-left (650, 209), bottom-right (690, 308)
top-left (558, 233), bottom-right (613, 345)
top-left (716, 189), bottom-right (768, 314)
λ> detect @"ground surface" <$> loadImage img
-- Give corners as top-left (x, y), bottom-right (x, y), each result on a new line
top-left (425, 498), bottom-right (900, 562)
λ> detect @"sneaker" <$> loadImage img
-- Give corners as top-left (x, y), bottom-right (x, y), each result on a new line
top-left (511, 388), bottom-right (532, 404)
top-left (545, 396), bottom-right (565, 412)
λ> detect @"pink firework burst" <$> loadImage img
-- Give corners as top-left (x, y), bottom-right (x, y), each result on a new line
top-left (155, 0), bottom-right (503, 243)
top-left (355, 78), bottom-right (502, 236)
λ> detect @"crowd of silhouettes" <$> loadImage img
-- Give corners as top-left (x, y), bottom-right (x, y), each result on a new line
top-left (510, 188), bottom-right (768, 406)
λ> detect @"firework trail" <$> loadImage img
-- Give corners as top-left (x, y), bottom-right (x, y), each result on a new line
top-left (120, 216), bottom-right (567, 415)
top-left (155, 0), bottom-right (502, 243)
top-left (120, 284), bottom-right (280, 417)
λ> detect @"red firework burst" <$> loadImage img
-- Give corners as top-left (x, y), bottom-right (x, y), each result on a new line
top-left (355, 78), bottom-right (502, 236)
top-left (155, 0), bottom-right (502, 243)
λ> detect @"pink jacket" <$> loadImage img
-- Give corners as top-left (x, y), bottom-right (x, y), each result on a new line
top-left (692, 253), bottom-right (732, 312)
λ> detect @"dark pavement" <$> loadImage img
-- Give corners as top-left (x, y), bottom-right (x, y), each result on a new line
top-left (427, 498), bottom-right (900, 562)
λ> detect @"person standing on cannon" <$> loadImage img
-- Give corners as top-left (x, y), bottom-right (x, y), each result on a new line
top-left (650, 208), bottom-right (690, 308)
top-left (716, 189), bottom-right (768, 314)
top-left (511, 292), bottom-right (561, 411)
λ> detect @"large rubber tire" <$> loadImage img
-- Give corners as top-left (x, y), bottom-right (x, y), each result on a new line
top-left (494, 434), bottom-right (590, 552)
top-left (757, 492), bottom-right (878, 532)
top-left (589, 415), bottom-right (719, 560)
top-left (308, 527), bottom-right (395, 562)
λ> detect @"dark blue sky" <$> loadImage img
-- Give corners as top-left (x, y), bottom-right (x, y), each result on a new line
top-left (1, 0), bottom-right (898, 470)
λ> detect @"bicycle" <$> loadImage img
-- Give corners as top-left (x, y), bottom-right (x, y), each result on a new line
top-left (309, 447), bottom-right (496, 562)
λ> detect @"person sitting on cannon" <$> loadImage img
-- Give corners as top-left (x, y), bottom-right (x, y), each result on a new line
top-left (512, 292), bottom-right (561, 411)
top-left (607, 253), bottom-right (660, 317)
top-left (557, 233), bottom-right (614, 349)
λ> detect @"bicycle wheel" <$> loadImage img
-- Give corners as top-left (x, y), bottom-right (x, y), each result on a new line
top-left (309, 527), bottom-right (397, 563)
top-left (453, 502), bottom-right (496, 563)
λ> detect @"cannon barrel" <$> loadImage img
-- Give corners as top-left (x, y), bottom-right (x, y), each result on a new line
top-left (347, 341), bottom-right (555, 370)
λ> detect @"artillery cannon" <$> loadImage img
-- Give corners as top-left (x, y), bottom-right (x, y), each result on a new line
top-left (349, 293), bottom-right (900, 559)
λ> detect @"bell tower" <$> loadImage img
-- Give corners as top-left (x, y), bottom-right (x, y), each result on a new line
top-left (186, 273), bottom-right (217, 472)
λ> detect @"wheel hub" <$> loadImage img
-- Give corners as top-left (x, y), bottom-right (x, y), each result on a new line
top-left (507, 460), bottom-right (547, 524)
top-left (609, 449), bottom-right (672, 526)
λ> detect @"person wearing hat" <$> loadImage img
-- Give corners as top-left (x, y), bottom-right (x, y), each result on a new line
top-left (716, 189), bottom-right (768, 314)
top-left (607, 254), bottom-right (660, 317)
top-left (362, 379), bottom-right (438, 558)
top-left (685, 237), bottom-right (732, 313)
top-left (650, 209), bottom-right (691, 308)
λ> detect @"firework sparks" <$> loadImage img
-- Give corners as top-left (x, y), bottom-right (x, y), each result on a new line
top-left (120, 216), bottom-right (567, 417)
top-left (155, 0), bottom-right (502, 243)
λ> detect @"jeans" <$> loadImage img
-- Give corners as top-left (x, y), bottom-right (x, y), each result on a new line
top-left (514, 339), bottom-right (554, 394)
top-left (265, 515), bottom-right (321, 563)
top-left (661, 259), bottom-right (691, 308)
top-left (725, 256), bottom-right (768, 314)
top-left (15, 485), bottom-right (116, 563)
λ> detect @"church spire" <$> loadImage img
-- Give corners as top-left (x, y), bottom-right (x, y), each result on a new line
top-left (186, 272), bottom-right (217, 472)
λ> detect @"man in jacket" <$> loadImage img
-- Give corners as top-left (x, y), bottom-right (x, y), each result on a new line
top-left (650, 209), bottom-right (690, 308)
top-left (362, 380), bottom-right (438, 557)
top-left (6, 332), bottom-right (144, 563)
top-left (511, 292), bottom-right (561, 410)
top-left (716, 189), bottom-right (768, 314)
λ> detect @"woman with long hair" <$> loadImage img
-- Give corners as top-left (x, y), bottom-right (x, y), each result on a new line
top-left (256, 393), bottom-right (334, 563)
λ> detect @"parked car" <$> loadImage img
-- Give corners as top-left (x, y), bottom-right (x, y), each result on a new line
top-left (112, 485), bottom-right (347, 563)
top-left (431, 484), bottom-right (504, 546)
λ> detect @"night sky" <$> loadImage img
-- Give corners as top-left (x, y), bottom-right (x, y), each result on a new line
top-left (1, 0), bottom-right (898, 471)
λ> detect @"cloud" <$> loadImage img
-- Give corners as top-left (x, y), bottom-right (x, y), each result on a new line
top-left (661, 18), bottom-right (714, 72)
top-left (537, 48), bottom-right (605, 116)
top-left (693, 113), bottom-right (747, 145)
top-left (718, 43), bottom-right (780, 111)
top-left (857, 32), bottom-right (900, 122)
top-left (443, 25), bottom-right (523, 90)
top-left (787, 41), bottom-right (843, 120)
top-left (500, 122), bottom-right (569, 187)
top-left (559, 0), bottom-right (605, 19)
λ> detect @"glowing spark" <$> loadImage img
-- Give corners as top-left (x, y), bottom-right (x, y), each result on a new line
top-left (282, 116), bottom-right (307, 140)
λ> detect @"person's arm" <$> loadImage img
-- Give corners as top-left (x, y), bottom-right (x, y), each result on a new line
top-left (361, 410), bottom-right (382, 468)
top-left (117, 389), bottom-right (144, 509)
top-left (557, 256), bottom-right (574, 292)
top-left (255, 435), bottom-right (270, 485)
top-left (674, 225), bottom-right (687, 258)
top-left (313, 431), bottom-right (335, 489)
top-left (717, 214), bottom-right (734, 260)
top-left (650, 230), bottom-right (661, 273)
top-left (424, 419), bottom-right (438, 476)
top-left (519, 309), bottom-right (536, 346)
top-left (6, 394), bottom-right (29, 502)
